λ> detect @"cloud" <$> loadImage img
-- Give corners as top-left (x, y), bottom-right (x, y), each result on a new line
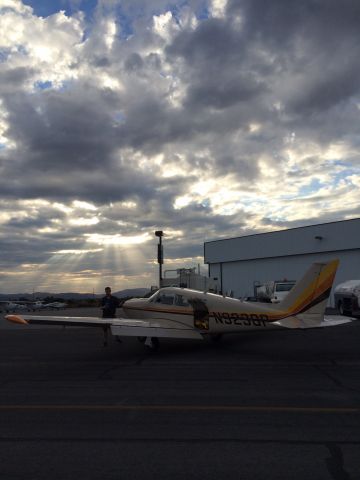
top-left (0, 0), bottom-right (359, 292)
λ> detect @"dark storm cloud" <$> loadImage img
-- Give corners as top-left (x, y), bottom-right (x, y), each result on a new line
top-left (185, 74), bottom-right (265, 110)
top-left (226, 0), bottom-right (360, 115)
top-left (0, 235), bottom-right (68, 266)
top-left (166, 18), bottom-right (268, 112)
top-left (117, 97), bottom-right (199, 152)
top-left (228, 0), bottom-right (360, 49)
top-left (165, 0), bottom-right (360, 135)
top-left (2, 86), bottom-right (119, 171)
top-left (0, 81), bottom-right (195, 204)
top-left (0, 66), bottom-right (36, 91)
top-left (167, 18), bottom-right (243, 67)
top-left (288, 63), bottom-right (360, 115)
top-left (0, 163), bottom-right (163, 204)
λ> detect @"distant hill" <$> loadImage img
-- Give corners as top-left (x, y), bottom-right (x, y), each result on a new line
top-left (0, 288), bottom-right (150, 301)
top-left (112, 288), bottom-right (150, 299)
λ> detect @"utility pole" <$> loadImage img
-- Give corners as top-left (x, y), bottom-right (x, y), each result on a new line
top-left (155, 230), bottom-right (164, 288)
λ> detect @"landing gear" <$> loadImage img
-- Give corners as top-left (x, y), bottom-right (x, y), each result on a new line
top-left (103, 326), bottom-right (109, 347)
top-left (338, 301), bottom-right (351, 316)
top-left (144, 337), bottom-right (160, 351)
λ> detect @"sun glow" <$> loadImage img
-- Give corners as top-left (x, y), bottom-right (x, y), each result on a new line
top-left (85, 232), bottom-right (151, 246)
top-left (70, 217), bottom-right (99, 226)
top-left (55, 248), bottom-right (103, 254)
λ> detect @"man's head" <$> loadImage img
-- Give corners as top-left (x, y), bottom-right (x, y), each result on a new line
top-left (105, 287), bottom-right (111, 296)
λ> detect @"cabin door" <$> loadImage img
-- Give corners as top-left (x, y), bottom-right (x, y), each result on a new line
top-left (189, 298), bottom-right (209, 331)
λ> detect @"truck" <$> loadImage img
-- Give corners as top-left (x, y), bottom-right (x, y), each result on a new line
top-left (161, 268), bottom-right (218, 292)
top-left (333, 280), bottom-right (360, 317)
top-left (254, 280), bottom-right (296, 303)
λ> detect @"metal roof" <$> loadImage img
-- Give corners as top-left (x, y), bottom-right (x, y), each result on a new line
top-left (204, 218), bottom-right (360, 263)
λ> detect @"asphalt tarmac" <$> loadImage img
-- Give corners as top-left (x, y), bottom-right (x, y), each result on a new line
top-left (1, 307), bottom-right (360, 480)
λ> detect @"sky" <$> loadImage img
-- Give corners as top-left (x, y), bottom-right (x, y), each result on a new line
top-left (0, 0), bottom-right (359, 293)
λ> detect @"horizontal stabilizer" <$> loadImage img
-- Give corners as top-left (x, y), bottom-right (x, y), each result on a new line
top-left (274, 315), bottom-right (357, 329)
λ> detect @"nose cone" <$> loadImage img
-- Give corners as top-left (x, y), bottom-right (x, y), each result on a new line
top-left (122, 298), bottom-right (149, 318)
top-left (123, 298), bottom-right (148, 307)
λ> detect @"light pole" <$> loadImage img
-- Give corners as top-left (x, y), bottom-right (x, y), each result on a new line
top-left (155, 230), bottom-right (164, 288)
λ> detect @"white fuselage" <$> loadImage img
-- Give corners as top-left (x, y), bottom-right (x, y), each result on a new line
top-left (123, 288), bottom-right (283, 335)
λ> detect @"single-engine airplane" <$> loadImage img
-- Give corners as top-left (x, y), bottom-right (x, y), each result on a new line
top-left (0, 301), bottom-right (28, 313)
top-left (5, 259), bottom-right (357, 350)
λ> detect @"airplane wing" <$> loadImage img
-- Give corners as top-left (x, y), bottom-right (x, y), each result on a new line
top-left (5, 314), bottom-right (203, 340)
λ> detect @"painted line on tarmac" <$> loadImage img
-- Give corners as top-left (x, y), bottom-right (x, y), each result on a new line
top-left (0, 405), bottom-right (359, 413)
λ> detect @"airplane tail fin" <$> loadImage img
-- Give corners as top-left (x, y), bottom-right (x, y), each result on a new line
top-left (274, 259), bottom-right (339, 329)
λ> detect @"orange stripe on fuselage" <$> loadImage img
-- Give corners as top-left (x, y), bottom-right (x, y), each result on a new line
top-left (124, 305), bottom-right (193, 317)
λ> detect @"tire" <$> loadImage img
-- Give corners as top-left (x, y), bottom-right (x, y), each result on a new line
top-left (338, 301), bottom-right (347, 316)
top-left (338, 300), bottom-right (352, 317)
top-left (145, 337), bottom-right (160, 351)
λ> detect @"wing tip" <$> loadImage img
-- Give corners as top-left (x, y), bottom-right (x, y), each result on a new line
top-left (5, 314), bottom-right (28, 325)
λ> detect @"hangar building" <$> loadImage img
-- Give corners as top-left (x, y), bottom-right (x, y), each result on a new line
top-left (204, 218), bottom-right (360, 307)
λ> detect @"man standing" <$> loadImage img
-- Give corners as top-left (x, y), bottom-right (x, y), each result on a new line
top-left (101, 287), bottom-right (119, 318)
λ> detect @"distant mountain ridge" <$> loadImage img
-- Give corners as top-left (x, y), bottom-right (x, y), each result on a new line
top-left (0, 288), bottom-right (150, 301)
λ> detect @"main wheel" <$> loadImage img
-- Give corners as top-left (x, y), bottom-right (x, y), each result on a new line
top-left (338, 301), bottom-right (345, 316)
top-left (145, 337), bottom-right (160, 351)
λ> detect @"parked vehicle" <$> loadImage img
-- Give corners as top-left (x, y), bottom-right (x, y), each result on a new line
top-left (334, 280), bottom-right (360, 317)
top-left (254, 280), bottom-right (296, 303)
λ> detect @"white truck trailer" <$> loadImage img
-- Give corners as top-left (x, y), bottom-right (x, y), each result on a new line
top-left (254, 280), bottom-right (296, 303)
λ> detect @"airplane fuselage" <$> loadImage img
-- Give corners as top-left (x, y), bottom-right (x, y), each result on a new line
top-left (122, 289), bottom-right (283, 335)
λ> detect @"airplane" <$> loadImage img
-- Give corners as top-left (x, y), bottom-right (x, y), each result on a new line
top-left (5, 259), bottom-right (358, 350)
top-left (30, 301), bottom-right (46, 310)
top-left (0, 301), bottom-right (28, 313)
top-left (42, 302), bottom-right (67, 310)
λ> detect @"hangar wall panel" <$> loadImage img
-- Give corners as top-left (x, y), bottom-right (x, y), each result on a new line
top-left (204, 218), bottom-right (360, 264)
top-left (217, 250), bottom-right (359, 304)
top-left (205, 219), bottom-right (360, 307)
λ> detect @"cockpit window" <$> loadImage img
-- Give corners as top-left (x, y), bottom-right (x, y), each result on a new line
top-left (149, 292), bottom-right (159, 303)
top-left (156, 293), bottom-right (175, 305)
top-left (275, 283), bottom-right (295, 292)
top-left (175, 295), bottom-right (190, 307)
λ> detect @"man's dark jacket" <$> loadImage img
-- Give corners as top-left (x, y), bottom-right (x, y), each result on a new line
top-left (101, 295), bottom-right (119, 318)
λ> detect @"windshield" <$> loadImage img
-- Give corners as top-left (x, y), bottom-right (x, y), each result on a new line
top-left (149, 291), bottom-right (190, 307)
top-left (275, 283), bottom-right (295, 292)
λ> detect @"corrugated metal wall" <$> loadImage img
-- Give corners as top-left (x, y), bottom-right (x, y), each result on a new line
top-left (205, 219), bottom-right (360, 307)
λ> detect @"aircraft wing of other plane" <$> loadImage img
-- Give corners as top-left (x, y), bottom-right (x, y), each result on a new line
top-left (5, 314), bottom-right (203, 340)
